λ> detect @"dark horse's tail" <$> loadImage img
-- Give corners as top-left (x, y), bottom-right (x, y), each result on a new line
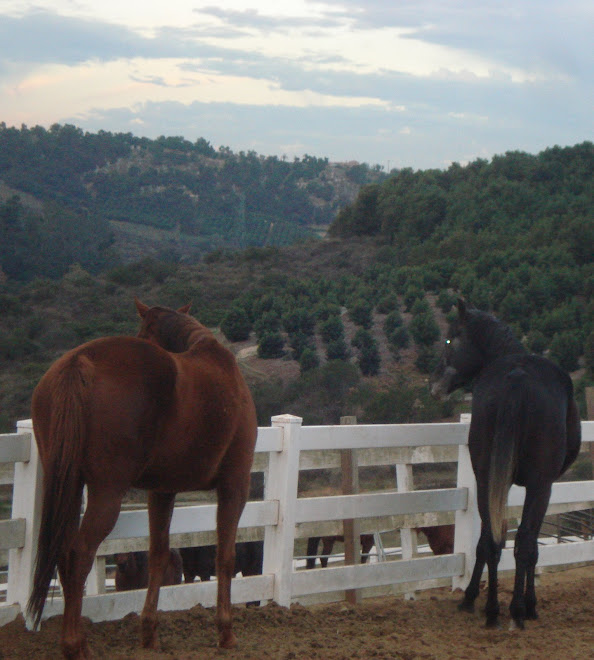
top-left (488, 368), bottom-right (526, 546)
top-left (27, 354), bottom-right (92, 629)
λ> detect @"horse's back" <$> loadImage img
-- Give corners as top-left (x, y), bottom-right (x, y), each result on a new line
top-left (471, 353), bottom-right (578, 481)
top-left (32, 336), bottom-right (178, 479)
top-left (474, 353), bottom-right (572, 417)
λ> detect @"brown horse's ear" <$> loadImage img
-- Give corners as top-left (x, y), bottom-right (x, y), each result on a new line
top-left (135, 298), bottom-right (150, 318)
top-left (177, 303), bottom-right (191, 314)
top-left (457, 298), bottom-right (468, 322)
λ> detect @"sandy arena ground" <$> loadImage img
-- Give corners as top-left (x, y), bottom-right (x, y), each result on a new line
top-left (0, 565), bottom-right (592, 659)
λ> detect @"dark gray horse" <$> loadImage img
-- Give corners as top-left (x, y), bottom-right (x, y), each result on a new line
top-left (431, 299), bottom-right (581, 629)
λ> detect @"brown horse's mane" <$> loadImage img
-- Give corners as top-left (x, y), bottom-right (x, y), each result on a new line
top-left (151, 307), bottom-right (214, 353)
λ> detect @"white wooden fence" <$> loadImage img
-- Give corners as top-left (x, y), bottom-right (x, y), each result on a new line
top-left (1, 415), bottom-right (593, 629)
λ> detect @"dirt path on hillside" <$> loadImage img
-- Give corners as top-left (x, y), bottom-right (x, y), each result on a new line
top-left (1, 565), bottom-right (592, 659)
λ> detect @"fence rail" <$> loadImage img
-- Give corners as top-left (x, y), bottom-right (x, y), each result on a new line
top-left (1, 415), bottom-right (593, 628)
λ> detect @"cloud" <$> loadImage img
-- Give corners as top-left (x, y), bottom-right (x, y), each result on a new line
top-left (0, 3), bottom-right (591, 169)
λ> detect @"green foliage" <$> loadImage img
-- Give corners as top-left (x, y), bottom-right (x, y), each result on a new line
top-left (299, 348), bottom-right (320, 373)
top-left (359, 378), bottom-right (453, 424)
top-left (283, 308), bottom-right (316, 336)
top-left (254, 311), bottom-right (281, 338)
top-left (388, 326), bottom-right (410, 350)
top-left (349, 299), bottom-right (373, 329)
top-left (257, 331), bottom-right (285, 359)
top-left (282, 360), bottom-right (361, 424)
top-left (358, 343), bottom-right (381, 376)
top-left (351, 328), bottom-right (375, 350)
top-left (415, 346), bottom-right (439, 374)
top-left (584, 331), bottom-right (594, 376)
top-left (384, 310), bottom-right (404, 336)
top-left (376, 292), bottom-right (399, 314)
top-left (289, 332), bottom-right (315, 361)
top-left (320, 316), bottom-right (345, 344)
top-left (525, 330), bottom-right (547, 355)
top-left (549, 331), bottom-right (583, 372)
top-left (437, 290), bottom-right (457, 314)
top-left (220, 307), bottom-right (252, 342)
top-left (409, 311), bottom-right (440, 347)
top-left (326, 338), bottom-right (350, 361)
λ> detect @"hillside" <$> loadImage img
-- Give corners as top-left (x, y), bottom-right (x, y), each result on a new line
top-left (0, 140), bottom-right (592, 435)
top-left (0, 123), bottom-right (386, 275)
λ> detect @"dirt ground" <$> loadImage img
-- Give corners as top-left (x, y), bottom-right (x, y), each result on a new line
top-left (1, 565), bottom-right (592, 660)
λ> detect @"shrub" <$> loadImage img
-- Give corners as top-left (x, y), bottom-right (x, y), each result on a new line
top-left (299, 348), bottom-right (320, 373)
top-left (549, 331), bottom-right (582, 372)
top-left (220, 307), bottom-right (252, 342)
top-left (584, 330), bottom-right (594, 375)
top-left (409, 312), bottom-right (440, 347)
top-left (326, 338), bottom-right (350, 361)
top-left (349, 299), bottom-right (373, 329)
top-left (351, 328), bottom-right (374, 350)
top-left (254, 311), bottom-right (281, 338)
top-left (388, 326), bottom-right (410, 349)
top-left (320, 316), bottom-right (345, 344)
top-left (384, 310), bottom-right (404, 336)
top-left (403, 286), bottom-right (424, 312)
top-left (289, 332), bottom-right (315, 361)
top-left (376, 293), bottom-right (399, 314)
top-left (358, 343), bottom-right (380, 376)
top-left (415, 346), bottom-right (439, 373)
top-left (257, 331), bottom-right (285, 359)
top-left (437, 290), bottom-right (457, 314)
top-left (525, 330), bottom-right (547, 355)
top-left (283, 308), bottom-right (315, 336)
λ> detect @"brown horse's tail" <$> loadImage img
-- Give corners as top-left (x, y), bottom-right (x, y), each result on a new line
top-left (488, 368), bottom-right (526, 546)
top-left (27, 354), bottom-right (92, 629)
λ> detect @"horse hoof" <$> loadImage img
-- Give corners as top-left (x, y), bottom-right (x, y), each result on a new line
top-left (511, 618), bottom-right (525, 631)
top-left (458, 600), bottom-right (474, 614)
top-left (218, 632), bottom-right (237, 649)
top-left (485, 616), bottom-right (501, 629)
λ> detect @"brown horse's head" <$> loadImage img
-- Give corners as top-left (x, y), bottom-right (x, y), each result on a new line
top-left (135, 298), bottom-right (194, 352)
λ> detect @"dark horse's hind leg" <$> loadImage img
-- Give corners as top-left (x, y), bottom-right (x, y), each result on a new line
top-left (306, 537), bottom-right (321, 569)
top-left (459, 525), bottom-right (487, 614)
top-left (509, 484), bottom-right (551, 629)
top-left (141, 491), bottom-right (176, 649)
top-left (460, 525), bottom-right (504, 626)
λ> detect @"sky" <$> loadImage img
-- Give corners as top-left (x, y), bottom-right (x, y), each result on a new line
top-left (0, 1), bottom-right (592, 170)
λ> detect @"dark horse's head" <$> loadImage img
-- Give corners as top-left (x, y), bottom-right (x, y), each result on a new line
top-left (135, 298), bottom-right (195, 352)
top-left (429, 298), bottom-right (524, 399)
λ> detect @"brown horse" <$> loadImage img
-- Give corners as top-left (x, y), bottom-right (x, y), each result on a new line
top-left (114, 549), bottom-right (183, 591)
top-left (27, 300), bottom-right (257, 659)
top-left (306, 534), bottom-right (375, 568)
top-left (415, 525), bottom-right (455, 555)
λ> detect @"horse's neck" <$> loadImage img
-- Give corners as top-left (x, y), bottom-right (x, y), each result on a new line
top-left (476, 319), bottom-right (525, 363)
top-left (184, 324), bottom-right (214, 349)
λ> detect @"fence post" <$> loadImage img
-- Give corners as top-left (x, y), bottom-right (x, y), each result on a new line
top-left (452, 414), bottom-right (480, 591)
top-left (7, 420), bottom-right (44, 625)
top-left (262, 414), bottom-right (302, 607)
top-left (587, 387), bottom-right (594, 471)
top-left (395, 463), bottom-right (418, 600)
top-left (340, 415), bottom-right (361, 605)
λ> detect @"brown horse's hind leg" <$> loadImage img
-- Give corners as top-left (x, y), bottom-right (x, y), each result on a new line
top-left (215, 475), bottom-right (250, 649)
top-left (140, 491), bottom-right (176, 650)
top-left (60, 490), bottom-right (124, 659)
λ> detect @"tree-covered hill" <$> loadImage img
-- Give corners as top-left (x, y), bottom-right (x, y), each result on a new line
top-left (0, 140), bottom-right (592, 450)
top-left (0, 122), bottom-right (385, 278)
